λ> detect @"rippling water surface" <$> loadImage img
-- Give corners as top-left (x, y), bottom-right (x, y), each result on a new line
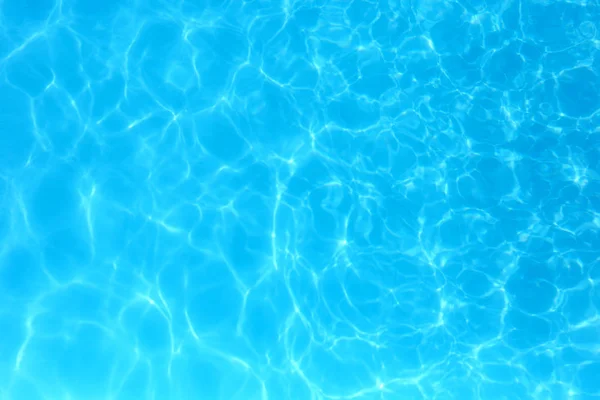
top-left (1, 0), bottom-right (599, 399)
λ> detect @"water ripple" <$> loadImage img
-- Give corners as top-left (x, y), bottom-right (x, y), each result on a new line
top-left (0, 0), bottom-right (599, 399)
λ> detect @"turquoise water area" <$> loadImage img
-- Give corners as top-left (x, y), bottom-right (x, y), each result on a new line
top-left (1, 0), bottom-right (599, 399)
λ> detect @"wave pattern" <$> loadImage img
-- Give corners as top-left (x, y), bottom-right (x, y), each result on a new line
top-left (0, 0), bottom-right (599, 399)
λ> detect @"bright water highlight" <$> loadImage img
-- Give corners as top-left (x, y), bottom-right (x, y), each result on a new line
top-left (0, 0), bottom-right (599, 399)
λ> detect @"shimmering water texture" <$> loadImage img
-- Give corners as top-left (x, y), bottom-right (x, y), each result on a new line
top-left (1, 0), bottom-right (600, 399)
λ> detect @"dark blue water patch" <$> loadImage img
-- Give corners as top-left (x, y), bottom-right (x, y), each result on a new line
top-left (327, 94), bottom-right (381, 130)
top-left (43, 284), bottom-right (106, 321)
top-left (485, 29), bottom-right (513, 49)
top-left (286, 270), bottom-right (321, 323)
top-left (482, 363), bottom-right (523, 383)
top-left (173, 356), bottom-right (224, 399)
top-left (246, 12), bottom-right (289, 53)
top-left (556, 181), bottom-right (584, 204)
top-left (521, 350), bottom-right (555, 383)
top-left (285, 155), bottom-right (334, 196)
top-left (310, 182), bottom-right (352, 225)
top-left (542, 44), bottom-right (591, 75)
top-left (591, 261), bottom-right (600, 281)
top-left (484, 43), bottom-right (525, 89)
top-left (405, 55), bottom-right (441, 87)
top-left (519, 40), bottom-right (545, 63)
top-left (429, 5), bottom-right (472, 54)
top-left (155, 257), bottom-right (190, 309)
top-left (268, 375), bottom-right (311, 400)
top-left (294, 232), bottom-right (340, 272)
top-left (560, 346), bottom-right (598, 370)
top-left (448, 297), bottom-right (505, 343)
top-left (346, 0), bottom-right (379, 27)
top-left (186, 261), bottom-right (243, 330)
top-left (506, 122), bottom-right (558, 155)
top-left (479, 380), bottom-right (529, 400)
top-left (306, 349), bottom-right (373, 394)
top-left (565, 325), bottom-right (600, 350)
top-left (355, 204), bottom-right (387, 248)
top-left (35, 89), bottom-right (85, 156)
top-left (288, 314), bottom-right (311, 355)
top-left (515, 237), bottom-right (555, 265)
top-left (393, 130), bottom-right (428, 155)
top-left (421, 199), bottom-right (452, 224)
top-left (521, 2), bottom-right (590, 51)
top-left (219, 220), bottom-right (271, 279)
top-left (477, 222), bottom-right (506, 248)
top-left (454, 174), bottom-right (493, 209)
top-left (477, 155), bottom-right (516, 196)
top-left (259, 83), bottom-right (316, 144)
top-left (425, 364), bottom-right (477, 400)
top-left (381, 194), bottom-right (421, 235)
top-left (562, 289), bottom-right (594, 325)
top-left (292, 6), bottom-right (321, 29)
top-left (404, 180), bottom-right (446, 216)
top-left (242, 290), bottom-right (287, 354)
top-left (343, 271), bottom-right (386, 319)
top-left (116, 87), bottom-right (163, 119)
top-left (70, 131), bottom-right (103, 168)
top-left (91, 208), bottom-right (149, 264)
top-left (438, 215), bottom-right (466, 248)
top-left (513, 159), bottom-right (553, 205)
top-left (126, 20), bottom-right (187, 103)
top-left (556, 67), bottom-right (600, 118)
top-left (578, 362), bottom-right (600, 393)
top-left (455, 269), bottom-right (493, 298)
top-left (27, 162), bottom-right (79, 232)
top-left (49, 27), bottom-right (87, 94)
top-left (554, 258), bottom-right (588, 290)
top-left (0, 312), bottom-right (26, 381)
top-left (0, 180), bottom-right (8, 236)
top-left (418, 329), bottom-right (454, 366)
top-left (7, 377), bottom-right (45, 400)
top-left (194, 111), bottom-right (250, 162)
top-left (71, 0), bottom-right (125, 17)
top-left (505, 260), bottom-right (558, 314)
top-left (499, 0), bottom-right (524, 33)
top-left (150, 155), bottom-right (195, 191)
top-left (260, 28), bottom-right (317, 86)
top-left (389, 346), bottom-right (423, 373)
top-left (358, 135), bottom-right (394, 173)
top-left (3, 0), bottom-right (55, 25)
top-left (551, 227), bottom-right (578, 253)
top-left (5, 40), bottom-right (53, 97)
top-left (582, 141), bottom-right (600, 170)
top-left (42, 225), bottom-right (92, 281)
top-left (387, 287), bottom-right (441, 330)
top-left (371, 12), bottom-right (410, 47)
top-left (390, 145), bottom-right (418, 178)
top-left (351, 70), bottom-right (396, 100)
top-left (235, 75), bottom-right (309, 152)
top-left (88, 74), bottom-right (126, 120)
top-left (0, 84), bottom-right (35, 169)
top-left (504, 310), bottom-right (554, 350)
top-left (114, 362), bottom-right (151, 399)
top-left (460, 103), bottom-right (508, 146)
top-left (476, 342), bottom-right (515, 362)
top-left (526, 77), bottom-right (559, 115)
top-left (135, 306), bottom-right (172, 353)
top-left (46, 326), bottom-right (130, 398)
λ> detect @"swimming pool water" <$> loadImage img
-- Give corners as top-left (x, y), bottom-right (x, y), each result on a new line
top-left (0, 0), bottom-right (599, 399)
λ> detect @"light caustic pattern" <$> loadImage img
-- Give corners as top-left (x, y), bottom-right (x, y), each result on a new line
top-left (0, 0), bottom-right (599, 399)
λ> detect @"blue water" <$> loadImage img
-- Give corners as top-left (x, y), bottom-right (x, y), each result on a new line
top-left (0, 0), bottom-right (599, 399)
